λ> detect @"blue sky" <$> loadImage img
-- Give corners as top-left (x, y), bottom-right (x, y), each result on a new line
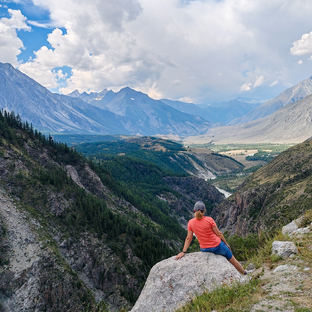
top-left (1, 0), bottom-right (312, 103)
top-left (0, 1), bottom-right (50, 59)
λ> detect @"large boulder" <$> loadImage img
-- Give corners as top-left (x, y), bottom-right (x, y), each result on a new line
top-left (131, 252), bottom-right (246, 312)
top-left (272, 241), bottom-right (298, 259)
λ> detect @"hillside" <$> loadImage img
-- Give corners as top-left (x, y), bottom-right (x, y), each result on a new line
top-left (185, 94), bottom-right (312, 145)
top-left (211, 137), bottom-right (312, 237)
top-left (75, 137), bottom-right (244, 180)
top-left (0, 111), bottom-right (224, 311)
top-left (229, 76), bottom-right (312, 125)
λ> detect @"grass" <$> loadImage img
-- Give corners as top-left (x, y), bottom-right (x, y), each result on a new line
top-left (176, 275), bottom-right (263, 312)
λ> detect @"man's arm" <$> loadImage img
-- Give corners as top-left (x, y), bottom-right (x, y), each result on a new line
top-left (175, 230), bottom-right (193, 260)
top-left (212, 226), bottom-right (231, 250)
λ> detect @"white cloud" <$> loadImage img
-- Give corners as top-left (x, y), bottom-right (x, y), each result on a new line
top-left (240, 83), bottom-right (252, 92)
top-left (290, 31), bottom-right (312, 56)
top-left (171, 79), bottom-right (181, 86)
top-left (0, 9), bottom-right (30, 65)
top-left (178, 97), bottom-right (194, 103)
top-left (254, 75), bottom-right (265, 88)
top-left (18, 57), bottom-right (60, 89)
top-left (270, 80), bottom-right (279, 87)
top-left (27, 20), bottom-right (50, 28)
top-left (297, 60), bottom-right (303, 65)
top-left (11, 0), bottom-right (312, 101)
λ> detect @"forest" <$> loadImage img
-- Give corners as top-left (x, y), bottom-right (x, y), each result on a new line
top-left (0, 111), bottom-right (185, 282)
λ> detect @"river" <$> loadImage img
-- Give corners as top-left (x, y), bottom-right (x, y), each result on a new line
top-left (215, 187), bottom-right (232, 198)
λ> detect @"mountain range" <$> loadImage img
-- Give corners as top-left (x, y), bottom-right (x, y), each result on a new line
top-left (184, 77), bottom-right (312, 144)
top-left (67, 87), bottom-right (212, 135)
top-left (2, 61), bottom-right (312, 143)
top-left (0, 62), bottom-right (211, 136)
top-left (185, 94), bottom-right (312, 144)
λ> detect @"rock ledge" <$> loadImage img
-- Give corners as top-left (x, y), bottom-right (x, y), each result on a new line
top-left (131, 252), bottom-right (246, 312)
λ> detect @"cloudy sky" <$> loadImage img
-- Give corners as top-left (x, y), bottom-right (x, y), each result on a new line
top-left (1, 0), bottom-right (312, 103)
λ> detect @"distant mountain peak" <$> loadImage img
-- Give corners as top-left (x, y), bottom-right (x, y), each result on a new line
top-left (67, 89), bottom-right (81, 98)
top-left (0, 62), bottom-right (14, 69)
top-left (119, 86), bottom-right (142, 94)
top-left (98, 88), bottom-right (108, 95)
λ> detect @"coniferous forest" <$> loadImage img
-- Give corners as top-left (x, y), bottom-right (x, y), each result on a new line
top-left (1, 110), bottom-right (222, 310)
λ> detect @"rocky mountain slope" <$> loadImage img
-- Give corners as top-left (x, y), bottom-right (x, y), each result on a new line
top-left (211, 137), bottom-right (312, 237)
top-left (0, 62), bottom-right (211, 136)
top-left (0, 111), bottom-right (224, 311)
top-left (0, 62), bottom-right (126, 134)
top-left (185, 93), bottom-right (312, 144)
top-left (230, 76), bottom-right (312, 125)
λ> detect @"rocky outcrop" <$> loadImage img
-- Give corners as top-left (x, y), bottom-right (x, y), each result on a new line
top-left (59, 233), bottom-right (142, 309)
top-left (131, 252), bottom-right (246, 312)
top-left (291, 226), bottom-right (311, 236)
top-left (211, 185), bottom-right (271, 236)
top-left (271, 241), bottom-right (298, 259)
top-left (282, 216), bottom-right (304, 236)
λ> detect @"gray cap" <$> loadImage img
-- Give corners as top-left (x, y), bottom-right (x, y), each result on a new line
top-left (194, 201), bottom-right (205, 211)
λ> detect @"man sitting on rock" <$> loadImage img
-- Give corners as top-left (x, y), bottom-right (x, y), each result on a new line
top-left (175, 201), bottom-right (248, 275)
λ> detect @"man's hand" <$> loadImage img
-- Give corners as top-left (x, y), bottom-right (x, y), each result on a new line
top-left (175, 252), bottom-right (185, 260)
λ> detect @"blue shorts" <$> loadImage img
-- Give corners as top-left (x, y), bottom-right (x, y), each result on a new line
top-left (200, 241), bottom-right (233, 260)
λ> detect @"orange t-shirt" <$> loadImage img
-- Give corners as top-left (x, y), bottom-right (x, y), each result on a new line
top-left (187, 216), bottom-right (221, 248)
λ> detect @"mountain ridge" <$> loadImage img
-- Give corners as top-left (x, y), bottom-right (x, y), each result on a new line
top-left (229, 76), bottom-right (312, 125)
top-left (184, 93), bottom-right (312, 145)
